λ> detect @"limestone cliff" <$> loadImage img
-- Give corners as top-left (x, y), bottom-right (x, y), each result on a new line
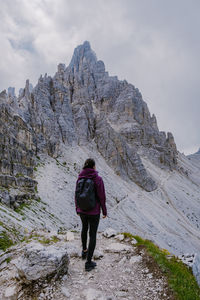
top-left (1, 41), bottom-right (178, 193)
top-left (0, 91), bottom-right (37, 208)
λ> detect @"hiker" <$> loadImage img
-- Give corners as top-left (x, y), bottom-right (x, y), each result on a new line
top-left (75, 158), bottom-right (107, 271)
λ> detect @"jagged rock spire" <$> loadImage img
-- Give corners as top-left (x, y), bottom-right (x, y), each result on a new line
top-left (1, 41), bottom-right (178, 191)
top-left (69, 41), bottom-right (97, 70)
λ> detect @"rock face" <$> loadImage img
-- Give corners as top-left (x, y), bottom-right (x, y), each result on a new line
top-left (0, 92), bottom-right (37, 208)
top-left (0, 232), bottom-right (70, 299)
top-left (1, 41), bottom-right (178, 192)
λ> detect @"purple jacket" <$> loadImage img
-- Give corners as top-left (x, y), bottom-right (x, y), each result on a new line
top-left (75, 168), bottom-right (107, 216)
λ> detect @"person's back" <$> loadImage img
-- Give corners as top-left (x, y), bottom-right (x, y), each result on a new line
top-left (75, 158), bottom-right (107, 271)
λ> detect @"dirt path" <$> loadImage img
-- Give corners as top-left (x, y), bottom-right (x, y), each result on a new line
top-left (51, 232), bottom-right (174, 300)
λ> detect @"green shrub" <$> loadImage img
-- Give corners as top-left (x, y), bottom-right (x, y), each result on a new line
top-left (0, 231), bottom-right (13, 251)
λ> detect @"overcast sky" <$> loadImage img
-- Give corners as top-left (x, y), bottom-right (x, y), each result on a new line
top-left (0, 0), bottom-right (199, 154)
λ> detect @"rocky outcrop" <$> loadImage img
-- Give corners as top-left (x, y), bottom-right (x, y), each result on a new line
top-left (0, 231), bottom-right (70, 299)
top-left (0, 92), bottom-right (37, 208)
top-left (1, 41), bottom-right (178, 192)
top-left (94, 116), bottom-right (157, 191)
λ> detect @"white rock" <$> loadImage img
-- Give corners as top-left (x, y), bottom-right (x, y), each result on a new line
top-left (130, 255), bottom-right (142, 264)
top-left (82, 288), bottom-right (105, 300)
top-left (131, 238), bottom-right (138, 245)
top-left (94, 250), bottom-right (104, 259)
top-left (66, 231), bottom-right (75, 241)
top-left (114, 234), bottom-right (124, 241)
top-left (103, 228), bottom-right (117, 238)
top-left (4, 286), bottom-right (18, 300)
top-left (105, 242), bottom-right (132, 253)
top-left (61, 287), bottom-right (70, 298)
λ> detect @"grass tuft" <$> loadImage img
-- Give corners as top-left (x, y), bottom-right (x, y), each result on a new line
top-left (0, 231), bottom-right (13, 251)
top-left (14, 202), bottom-right (31, 214)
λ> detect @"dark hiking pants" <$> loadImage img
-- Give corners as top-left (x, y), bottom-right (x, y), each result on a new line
top-left (80, 214), bottom-right (100, 262)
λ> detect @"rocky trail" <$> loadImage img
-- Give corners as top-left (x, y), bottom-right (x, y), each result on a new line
top-left (0, 229), bottom-right (175, 300)
top-left (56, 232), bottom-right (174, 300)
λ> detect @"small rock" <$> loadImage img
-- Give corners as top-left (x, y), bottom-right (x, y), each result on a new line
top-left (142, 268), bottom-right (149, 274)
top-left (103, 228), bottom-right (117, 238)
top-left (4, 285), bottom-right (18, 300)
top-left (82, 288), bottom-right (105, 300)
top-left (114, 234), bottom-right (124, 241)
top-left (125, 268), bottom-right (132, 274)
top-left (62, 274), bottom-right (68, 281)
top-left (129, 256), bottom-right (142, 264)
top-left (61, 287), bottom-right (70, 298)
top-left (131, 238), bottom-right (137, 245)
top-left (66, 231), bottom-right (75, 241)
top-left (94, 250), bottom-right (104, 259)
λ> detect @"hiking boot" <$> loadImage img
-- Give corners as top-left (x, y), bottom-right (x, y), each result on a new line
top-left (85, 261), bottom-right (97, 271)
top-left (82, 250), bottom-right (88, 260)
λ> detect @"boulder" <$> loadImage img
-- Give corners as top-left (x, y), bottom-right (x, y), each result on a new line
top-left (14, 241), bottom-right (69, 282)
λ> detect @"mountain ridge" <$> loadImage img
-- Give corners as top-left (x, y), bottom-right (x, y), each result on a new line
top-left (2, 41), bottom-right (178, 192)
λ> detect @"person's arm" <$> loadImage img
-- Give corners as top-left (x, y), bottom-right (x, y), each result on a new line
top-left (96, 177), bottom-right (107, 216)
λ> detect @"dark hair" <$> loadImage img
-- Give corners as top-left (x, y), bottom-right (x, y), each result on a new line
top-left (83, 158), bottom-right (95, 169)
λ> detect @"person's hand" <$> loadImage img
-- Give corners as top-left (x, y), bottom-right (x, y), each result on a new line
top-left (102, 215), bottom-right (107, 218)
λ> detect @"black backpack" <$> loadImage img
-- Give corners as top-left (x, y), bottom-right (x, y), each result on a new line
top-left (75, 178), bottom-right (96, 211)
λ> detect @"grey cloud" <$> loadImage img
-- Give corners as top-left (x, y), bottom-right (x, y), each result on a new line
top-left (0, 0), bottom-right (199, 154)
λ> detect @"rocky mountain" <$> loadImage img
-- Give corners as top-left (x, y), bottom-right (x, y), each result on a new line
top-left (1, 41), bottom-right (177, 194)
top-left (0, 41), bottom-right (200, 288)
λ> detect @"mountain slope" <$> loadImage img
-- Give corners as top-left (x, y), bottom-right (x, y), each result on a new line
top-left (35, 144), bottom-right (200, 256)
top-left (0, 41), bottom-right (199, 260)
